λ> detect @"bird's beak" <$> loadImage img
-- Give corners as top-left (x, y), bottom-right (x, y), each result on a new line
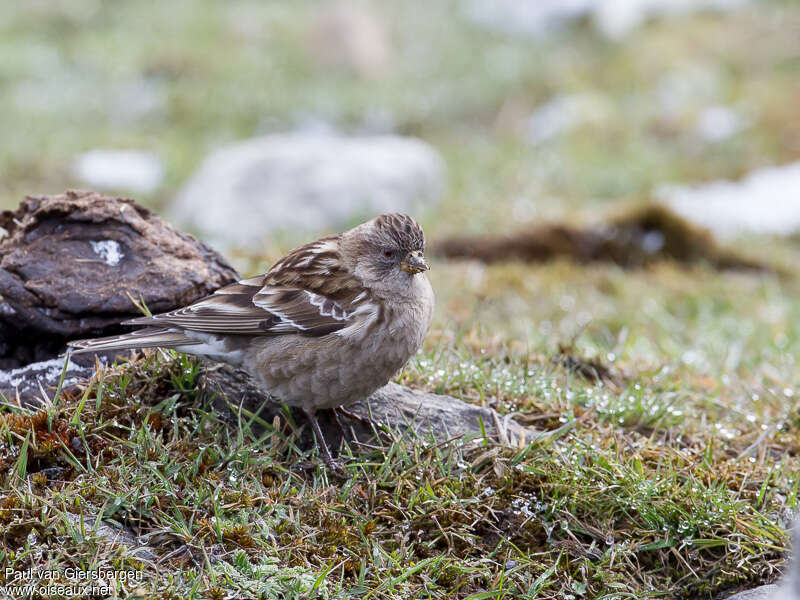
top-left (400, 250), bottom-right (429, 274)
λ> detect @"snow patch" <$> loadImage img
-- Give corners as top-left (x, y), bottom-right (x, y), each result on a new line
top-left (90, 240), bottom-right (124, 266)
top-left (659, 161), bottom-right (800, 238)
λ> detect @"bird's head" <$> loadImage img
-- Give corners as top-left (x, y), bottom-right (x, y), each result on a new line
top-left (341, 213), bottom-right (429, 297)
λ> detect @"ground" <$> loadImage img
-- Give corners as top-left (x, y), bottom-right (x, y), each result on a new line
top-left (1, 1), bottom-right (799, 598)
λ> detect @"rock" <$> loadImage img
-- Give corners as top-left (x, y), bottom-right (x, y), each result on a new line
top-left (658, 162), bottom-right (800, 238)
top-left (725, 586), bottom-right (779, 600)
top-left (2, 358), bottom-right (555, 455)
top-left (169, 134), bottom-right (445, 249)
top-left (61, 512), bottom-right (158, 563)
top-left (72, 149), bottom-right (165, 194)
top-left (0, 190), bottom-right (238, 367)
top-left (4, 356), bottom-right (555, 451)
top-left (0, 357), bottom-right (92, 407)
top-left (200, 364), bottom-right (560, 449)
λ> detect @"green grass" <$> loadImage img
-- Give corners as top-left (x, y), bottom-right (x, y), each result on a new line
top-left (0, 340), bottom-right (795, 598)
top-left (2, 0), bottom-right (800, 597)
top-left (2, 252), bottom-right (799, 598)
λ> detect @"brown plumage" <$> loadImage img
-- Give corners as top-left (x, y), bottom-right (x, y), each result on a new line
top-left (69, 214), bottom-right (435, 469)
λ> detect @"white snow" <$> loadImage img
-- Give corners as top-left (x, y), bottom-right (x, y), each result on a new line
top-left (90, 240), bottom-right (124, 266)
top-left (659, 161), bottom-right (800, 238)
top-left (72, 149), bottom-right (164, 194)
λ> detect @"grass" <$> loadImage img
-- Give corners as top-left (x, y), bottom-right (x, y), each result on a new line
top-left (1, 0), bottom-right (800, 597)
top-left (1, 251), bottom-right (798, 598)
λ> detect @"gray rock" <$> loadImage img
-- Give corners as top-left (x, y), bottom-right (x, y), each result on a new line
top-left (61, 512), bottom-right (158, 563)
top-left (7, 358), bottom-right (558, 451)
top-left (200, 364), bottom-right (564, 449)
top-left (361, 382), bottom-right (552, 446)
top-left (0, 357), bottom-right (91, 408)
top-left (169, 134), bottom-right (445, 249)
top-left (725, 586), bottom-right (779, 600)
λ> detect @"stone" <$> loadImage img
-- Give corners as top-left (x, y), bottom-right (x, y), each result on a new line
top-left (200, 364), bottom-right (561, 449)
top-left (169, 133), bottom-right (445, 249)
top-left (2, 359), bottom-right (554, 454)
top-left (0, 190), bottom-right (238, 368)
top-left (61, 512), bottom-right (158, 563)
top-left (0, 357), bottom-right (91, 407)
top-left (725, 586), bottom-right (779, 600)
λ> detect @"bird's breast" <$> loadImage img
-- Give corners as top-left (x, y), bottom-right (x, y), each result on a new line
top-left (245, 275), bottom-right (433, 411)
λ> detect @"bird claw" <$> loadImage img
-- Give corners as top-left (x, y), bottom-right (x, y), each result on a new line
top-left (324, 457), bottom-right (347, 477)
top-left (304, 408), bottom-right (348, 476)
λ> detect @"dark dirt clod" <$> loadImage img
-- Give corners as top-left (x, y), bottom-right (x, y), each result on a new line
top-left (433, 205), bottom-right (769, 272)
top-left (0, 190), bottom-right (238, 368)
top-left (552, 344), bottom-right (620, 386)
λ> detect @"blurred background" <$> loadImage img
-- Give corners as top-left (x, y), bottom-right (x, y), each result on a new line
top-left (2, 0), bottom-right (799, 236)
top-left (1, 0), bottom-right (800, 366)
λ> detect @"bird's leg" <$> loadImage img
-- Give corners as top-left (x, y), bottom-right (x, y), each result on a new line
top-left (304, 408), bottom-right (344, 474)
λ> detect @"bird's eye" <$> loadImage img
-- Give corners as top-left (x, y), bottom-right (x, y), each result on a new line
top-left (383, 249), bottom-right (395, 259)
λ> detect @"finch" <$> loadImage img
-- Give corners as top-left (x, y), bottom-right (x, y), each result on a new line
top-left (69, 213), bottom-right (435, 468)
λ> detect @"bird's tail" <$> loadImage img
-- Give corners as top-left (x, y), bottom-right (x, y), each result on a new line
top-left (68, 327), bottom-right (201, 355)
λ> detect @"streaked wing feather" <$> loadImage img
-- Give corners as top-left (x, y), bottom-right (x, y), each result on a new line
top-left (123, 239), bottom-right (370, 337)
top-left (68, 328), bottom-right (200, 354)
top-left (251, 288), bottom-right (353, 336)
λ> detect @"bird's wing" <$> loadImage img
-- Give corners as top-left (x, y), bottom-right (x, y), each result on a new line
top-left (124, 236), bottom-right (372, 337)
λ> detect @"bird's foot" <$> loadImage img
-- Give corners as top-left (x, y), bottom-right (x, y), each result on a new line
top-left (323, 456), bottom-right (346, 477)
top-left (305, 408), bottom-right (347, 477)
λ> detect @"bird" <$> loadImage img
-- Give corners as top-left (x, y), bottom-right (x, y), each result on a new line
top-left (68, 213), bottom-right (435, 469)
